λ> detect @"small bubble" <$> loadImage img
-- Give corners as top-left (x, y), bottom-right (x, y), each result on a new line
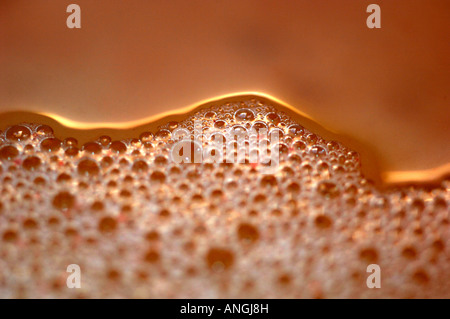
top-left (265, 112), bottom-right (281, 125)
top-left (310, 145), bottom-right (327, 158)
top-left (402, 246), bottom-right (417, 259)
top-left (23, 218), bottom-right (38, 230)
top-left (234, 108), bottom-right (255, 121)
top-left (40, 138), bottom-right (61, 153)
top-left (144, 249), bottom-right (160, 263)
top-left (317, 181), bottom-right (340, 198)
top-left (77, 158), bottom-right (100, 176)
top-left (82, 142), bottom-right (102, 154)
top-left (65, 147), bottom-right (79, 157)
top-left (292, 140), bottom-right (306, 151)
top-left (36, 125), bottom-right (54, 137)
top-left (168, 121), bottom-right (179, 130)
top-left (287, 124), bottom-right (304, 137)
top-left (98, 216), bottom-right (117, 233)
top-left (150, 171), bottom-right (166, 182)
top-left (237, 223), bottom-right (259, 243)
top-left (260, 175), bottom-right (277, 187)
top-left (412, 269), bottom-right (430, 285)
top-left (155, 129), bottom-right (171, 140)
top-left (305, 134), bottom-right (318, 144)
top-left (63, 137), bottom-right (78, 147)
top-left (206, 248), bottom-right (234, 271)
top-left (145, 230), bottom-right (160, 241)
top-left (132, 160), bottom-right (148, 173)
top-left (52, 191), bottom-right (75, 210)
top-left (204, 111), bottom-right (216, 119)
top-left (98, 136), bottom-right (112, 147)
top-left (214, 120), bottom-right (227, 129)
top-left (22, 156), bottom-right (41, 171)
top-left (0, 145), bottom-right (19, 160)
top-left (139, 131), bottom-right (153, 143)
top-left (314, 215), bottom-right (332, 229)
top-left (359, 248), bottom-right (378, 263)
top-left (327, 141), bottom-right (340, 151)
top-left (154, 155), bottom-right (168, 166)
top-left (251, 121), bottom-right (268, 134)
top-left (2, 229), bottom-right (18, 242)
top-left (109, 141), bottom-right (127, 154)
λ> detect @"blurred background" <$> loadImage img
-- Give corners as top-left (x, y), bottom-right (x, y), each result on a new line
top-left (0, 0), bottom-right (449, 175)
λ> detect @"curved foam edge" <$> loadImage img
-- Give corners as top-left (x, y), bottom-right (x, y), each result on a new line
top-left (0, 92), bottom-right (449, 187)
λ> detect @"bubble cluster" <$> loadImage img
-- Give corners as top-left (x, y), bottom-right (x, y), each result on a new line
top-left (0, 98), bottom-right (448, 298)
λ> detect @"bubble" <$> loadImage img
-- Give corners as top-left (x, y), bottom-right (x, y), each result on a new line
top-left (265, 112), bottom-right (281, 125)
top-left (402, 246), bottom-right (417, 259)
top-left (310, 145), bottom-right (327, 158)
top-left (23, 218), bottom-right (38, 230)
top-left (155, 129), bottom-right (171, 140)
top-left (139, 131), bottom-right (153, 143)
top-left (98, 136), bottom-right (112, 146)
top-left (98, 216), bottom-right (117, 233)
top-left (314, 215), bottom-right (332, 229)
top-left (22, 156), bottom-right (41, 171)
top-left (82, 142), bottom-right (102, 154)
top-left (63, 137), bottom-right (78, 148)
top-left (251, 121), bottom-right (268, 134)
top-left (109, 141), bottom-right (127, 154)
top-left (0, 145), bottom-right (19, 160)
top-left (6, 125), bottom-right (31, 142)
top-left (305, 134), bottom-right (318, 144)
top-left (168, 121), bottom-right (179, 130)
top-left (36, 125), bottom-right (54, 137)
top-left (145, 230), bottom-right (160, 241)
top-left (52, 191), bottom-right (75, 210)
top-left (278, 273), bottom-right (292, 286)
top-left (132, 160), bottom-right (148, 173)
top-left (77, 158), bottom-right (100, 176)
top-left (359, 248), bottom-right (378, 263)
top-left (269, 128), bottom-right (284, 140)
top-left (206, 248), bottom-right (234, 270)
top-left (327, 141), bottom-right (340, 151)
top-left (154, 155), bottom-right (168, 166)
top-left (150, 171), bottom-right (166, 182)
top-left (286, 182), bottom-right (301, 193)
top-left (287, 124), bottom-right (304, 137)
top-left (144, 249), bottom-right (160, 263)
top-left (412, 269), bottom-right (430, 285)
top-left (2, 229), bottom-right (18, 242)
top-left (317, 181), bottom-right (340, 198)
top-left (91, 201), bottom-right (104, 211)
top-left (229, 125), bottom-right (248, 139)
top-left (65, 147), bottom-right (79, 157)
top-left (237, 223), bottom-right (259, 243)
top-left (57, 173), bottom-right (71, 183)
top-left (204, 111), bottom-right (217, 119)
top-left (234, 108), bottom-right (255, 121)
top-left (214, 120), bottom-right (227, 129)
top-left (40, 138), bottom-right (61, 153)
top-left (292, 140), bottom-right (306, 151)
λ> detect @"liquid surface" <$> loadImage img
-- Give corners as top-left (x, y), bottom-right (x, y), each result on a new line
top-left (0, 98), bottom-right (448, 298)
top-left (1, 0), bottom-right (449, 180)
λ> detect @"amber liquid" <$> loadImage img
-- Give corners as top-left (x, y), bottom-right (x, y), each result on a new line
top-left (0, 0), bottom-right (449, 299)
